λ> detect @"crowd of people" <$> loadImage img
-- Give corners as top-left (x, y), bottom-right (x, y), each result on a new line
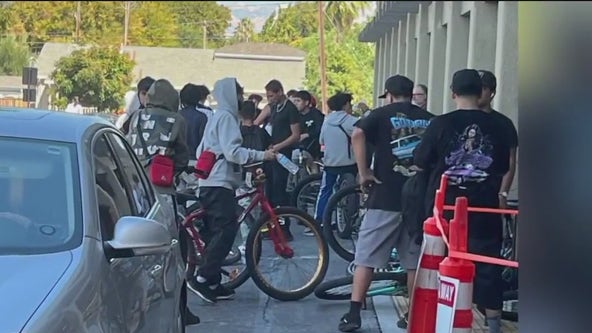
top-left (117, 68), bottom-right (517, 333)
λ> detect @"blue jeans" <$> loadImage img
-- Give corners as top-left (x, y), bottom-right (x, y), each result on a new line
top-left (314, 168), bottom-right (356, 224)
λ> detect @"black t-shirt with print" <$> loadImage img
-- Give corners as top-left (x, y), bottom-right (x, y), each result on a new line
top-left (491, 110), bottom-right (518, 149)
top-left (270, 99), bottom-right (300, 156)
top-left (413, 109), bottom-right (511, 239)
top-left (356, 102), bottom-right (434, 212)
top-left (299, 108), bottom-right (325, 159)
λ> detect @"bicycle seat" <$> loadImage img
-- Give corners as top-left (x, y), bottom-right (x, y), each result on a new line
top-left (176, 190), bottom-right (198, 205)
top-left (243, 161), bottom-right (264, 169)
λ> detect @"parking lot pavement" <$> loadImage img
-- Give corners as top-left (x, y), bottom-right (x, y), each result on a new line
top-left (187, 248), bottom-right (382, 333)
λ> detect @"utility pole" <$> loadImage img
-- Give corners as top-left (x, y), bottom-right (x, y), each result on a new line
top-left (202, 21), bottom-right (207, 49)
top-left (123, 1), bottom-right (132, 46)
top-left (318, 1), bottom-right (329, 114)
top-left (75, 1), bottom-right (81, 43)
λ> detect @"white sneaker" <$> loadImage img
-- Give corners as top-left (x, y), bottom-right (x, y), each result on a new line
top-left (303, 227), bottom-right (314, 236)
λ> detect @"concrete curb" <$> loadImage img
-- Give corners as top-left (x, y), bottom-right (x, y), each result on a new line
top-left (372, 296), bottom-right (406, 333)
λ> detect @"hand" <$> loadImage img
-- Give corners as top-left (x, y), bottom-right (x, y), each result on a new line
top-left (499, 195), bottom-right (508, 209)
top-left (263, 149), bottom-right (277, 161)
top-left (359, 171), bottom-right (382, 193)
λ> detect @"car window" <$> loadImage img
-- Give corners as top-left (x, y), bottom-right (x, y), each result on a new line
top-left (106, 133), bottom-right (154, 216)
top-left (0, 137), bottom-right (82, 255)
top-left (93, 134), bottom-right (133, 240)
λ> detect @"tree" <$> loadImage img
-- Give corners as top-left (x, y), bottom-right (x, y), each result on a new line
top-left (128, 2), bottom-right (179, 47)
top-left (233, 18), bottom-right (255, 43)
top-left (295, 24), bottom-right (375, 104)
top-left (259, 2), bottom-right (322, 46)
top-left (79, 2), bottom-right (125, 46)
top-left (325, 2), bottom-right (371, 40)
top-left (51, 47), bottom-right (135, 111)
top-left (0, 35), bottom-right (31, 75)
top-left (166, 2), bottom-right (232, 49)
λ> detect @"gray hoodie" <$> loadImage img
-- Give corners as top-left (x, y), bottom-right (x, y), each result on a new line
top-left (197, 77), bottom-right (266, 190)
top-left (319, 111), bottom-right (359, 167)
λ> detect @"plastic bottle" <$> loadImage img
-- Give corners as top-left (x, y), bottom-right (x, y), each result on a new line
top-left (276, 153), bottom-right (300, 175)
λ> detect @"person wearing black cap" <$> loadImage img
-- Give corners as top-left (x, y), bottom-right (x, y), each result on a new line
top-left (478, 70), bottom-right (518, 210)
top-left (337, 75), bottom-right (434, 332)
top-left (414, 69), bottom-right (512, 333)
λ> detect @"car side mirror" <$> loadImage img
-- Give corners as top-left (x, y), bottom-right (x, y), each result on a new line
top-left (106, 216), bottom-right (172, 258)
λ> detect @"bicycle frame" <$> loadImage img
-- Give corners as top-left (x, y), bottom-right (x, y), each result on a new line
top-left (181, 181), bottom-right (295, 262)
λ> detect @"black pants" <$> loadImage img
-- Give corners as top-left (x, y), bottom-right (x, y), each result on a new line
top-left (197, 187), bottom-right (239, 285)
top-left (269, 160), bottom-right (290, 228)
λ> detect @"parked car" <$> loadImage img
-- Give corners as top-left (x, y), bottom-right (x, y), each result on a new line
top-left (0, 108), bottom-right (186, 333)
top-left (391, 134), bottom-right (422, 160)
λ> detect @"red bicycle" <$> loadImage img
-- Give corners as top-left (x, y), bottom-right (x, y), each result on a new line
top-left (176, 161), bottom-right (329, 301)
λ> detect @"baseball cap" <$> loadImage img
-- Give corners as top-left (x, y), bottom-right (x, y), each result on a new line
top-left (451, 69), bottom-right (482, 97)
top-left (478, 70), bottom-right (497, 91)
top-left (378, 75), bottom-right (414, 99)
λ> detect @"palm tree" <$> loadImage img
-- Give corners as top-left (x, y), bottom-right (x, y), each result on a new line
top-left (325, 1), bottom-right (371, 39)
top-left (234, 18), bottom-right (255, 43)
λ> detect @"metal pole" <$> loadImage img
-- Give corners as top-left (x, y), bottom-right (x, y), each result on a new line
top-left (75, 1), bottom-right (81, 43)
top-left (203, 21), bottom-right (207, 49)
top-left (318, 1), bottom-right (328, 114)
top-left (123, 1), bottom-right (132, 46)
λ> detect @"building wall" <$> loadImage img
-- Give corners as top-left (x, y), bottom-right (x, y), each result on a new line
top-left (370, 1), bottom-right (518, 197)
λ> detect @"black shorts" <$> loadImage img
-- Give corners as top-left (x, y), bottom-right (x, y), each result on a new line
top-left (468, 237), bottom-right (504, 310)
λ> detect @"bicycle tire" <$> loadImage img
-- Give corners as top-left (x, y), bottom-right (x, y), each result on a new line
top-left (335, 174), bottom-right (357, 239)
top-left (185, 206), bottom-right (254, 290)
top-left (322, 184), bottom-right (362, 262)
top-left (245, 207), bottom-right (329, 301)
top-left (314, 272), bottom-right (407, 300)
top-left (289, 173), bottom-right (322, 209)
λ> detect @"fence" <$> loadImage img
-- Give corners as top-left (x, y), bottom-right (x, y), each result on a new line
top-left (409, 175), bottom-right (519, 333)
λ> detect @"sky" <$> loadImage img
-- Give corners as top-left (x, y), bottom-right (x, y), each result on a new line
top-left (217, 1), bottom-right (376, 36)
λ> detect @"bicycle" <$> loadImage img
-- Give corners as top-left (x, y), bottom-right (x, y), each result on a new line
top-left (322, 184), bottom-right (366, 262)
top-left (178, 162), bottom-right (330, 301)
top-left (286, 148), bottom-right (322, 193)
top-left (289, 161), bottom-right (324, 213)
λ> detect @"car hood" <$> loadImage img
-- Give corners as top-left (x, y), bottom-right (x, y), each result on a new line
top-left (0, 251), bottom-right (72, 332)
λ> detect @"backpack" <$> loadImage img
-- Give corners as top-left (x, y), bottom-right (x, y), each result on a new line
top-left (401, 170), bottom-right (430, 245)
top-left (240, 125), bottom-right (267, 151)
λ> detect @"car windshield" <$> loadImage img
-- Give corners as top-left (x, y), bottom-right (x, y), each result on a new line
top-left (0, 137), bottom-right (82, 255)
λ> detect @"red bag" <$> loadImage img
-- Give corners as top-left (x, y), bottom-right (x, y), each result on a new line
top-left (150, 154), bottom-right (175, 187)
top-left (195, 150), bottom-right (220, 179)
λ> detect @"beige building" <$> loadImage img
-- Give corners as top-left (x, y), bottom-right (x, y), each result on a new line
top-left (360, 1), bottom-right (518, 196)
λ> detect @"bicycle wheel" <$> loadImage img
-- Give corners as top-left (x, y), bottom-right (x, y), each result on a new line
top-left (290, 173), bottom-right (322, 213)
top-left (334, 174), bottom-right (357, 239)
top-left (315, 272), bottom-right (407, 300)
top-left (245, 207), bottom-right (329, 301)
top-left (322, 184), bottom-right (365, 262)
top-left (185, 205), bottom-right (254, 290)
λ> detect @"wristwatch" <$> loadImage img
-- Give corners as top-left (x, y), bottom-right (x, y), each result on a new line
top-left (498, 191), bottom-right (508, 198)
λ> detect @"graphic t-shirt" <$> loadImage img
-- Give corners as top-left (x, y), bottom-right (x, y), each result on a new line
top-left (298, 108), bottom-right (324, 159)
top-left (413, 109), bottom-right (511, 239)
top-left (355, 101), bottom-right (434, 211)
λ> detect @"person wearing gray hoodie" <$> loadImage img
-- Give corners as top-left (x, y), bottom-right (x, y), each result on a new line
top-left (192, 77), bottom-right (275, 303)
top-left (311, 92), bottom-right (359, 234)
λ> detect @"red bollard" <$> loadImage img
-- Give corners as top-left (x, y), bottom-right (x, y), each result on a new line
top-left (408, 217), bottom-right (447, 333)
top-left (435, 197), bottom-right (474, 333)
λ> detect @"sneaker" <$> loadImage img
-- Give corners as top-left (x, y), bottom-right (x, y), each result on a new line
top-left (303, 227), bottom-right (315, 236)
top-left (338, 313), bottom-right (361, 332)
top-left (396, 312), bottom-right (408, 329)
top-left (187, 279), bottom-right (216, 304)
top-left (214, 284), bottom-right (236, 300)
top-left (185, 308), bottom-right (201, 325)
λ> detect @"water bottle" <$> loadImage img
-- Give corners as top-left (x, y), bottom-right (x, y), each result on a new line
top-left (276, 153), bottom-right (300, 175)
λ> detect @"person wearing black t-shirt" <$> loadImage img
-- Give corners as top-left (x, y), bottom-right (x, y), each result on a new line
top-left (265, 79), bottom-right (301, 241)
top-left (414, 69), bottom-right (512, 333)
top-left (337, 75), bottom-right (434, 332)
top-left (293, 90), bottom-right (325, 163)
top-left (478, 70), bottom-right (518, 207)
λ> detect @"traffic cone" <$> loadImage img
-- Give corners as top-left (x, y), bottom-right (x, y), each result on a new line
top-left (408, 216), bottom-right (448, 333)
top-left (435, 197), bottom-right (474, 333)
